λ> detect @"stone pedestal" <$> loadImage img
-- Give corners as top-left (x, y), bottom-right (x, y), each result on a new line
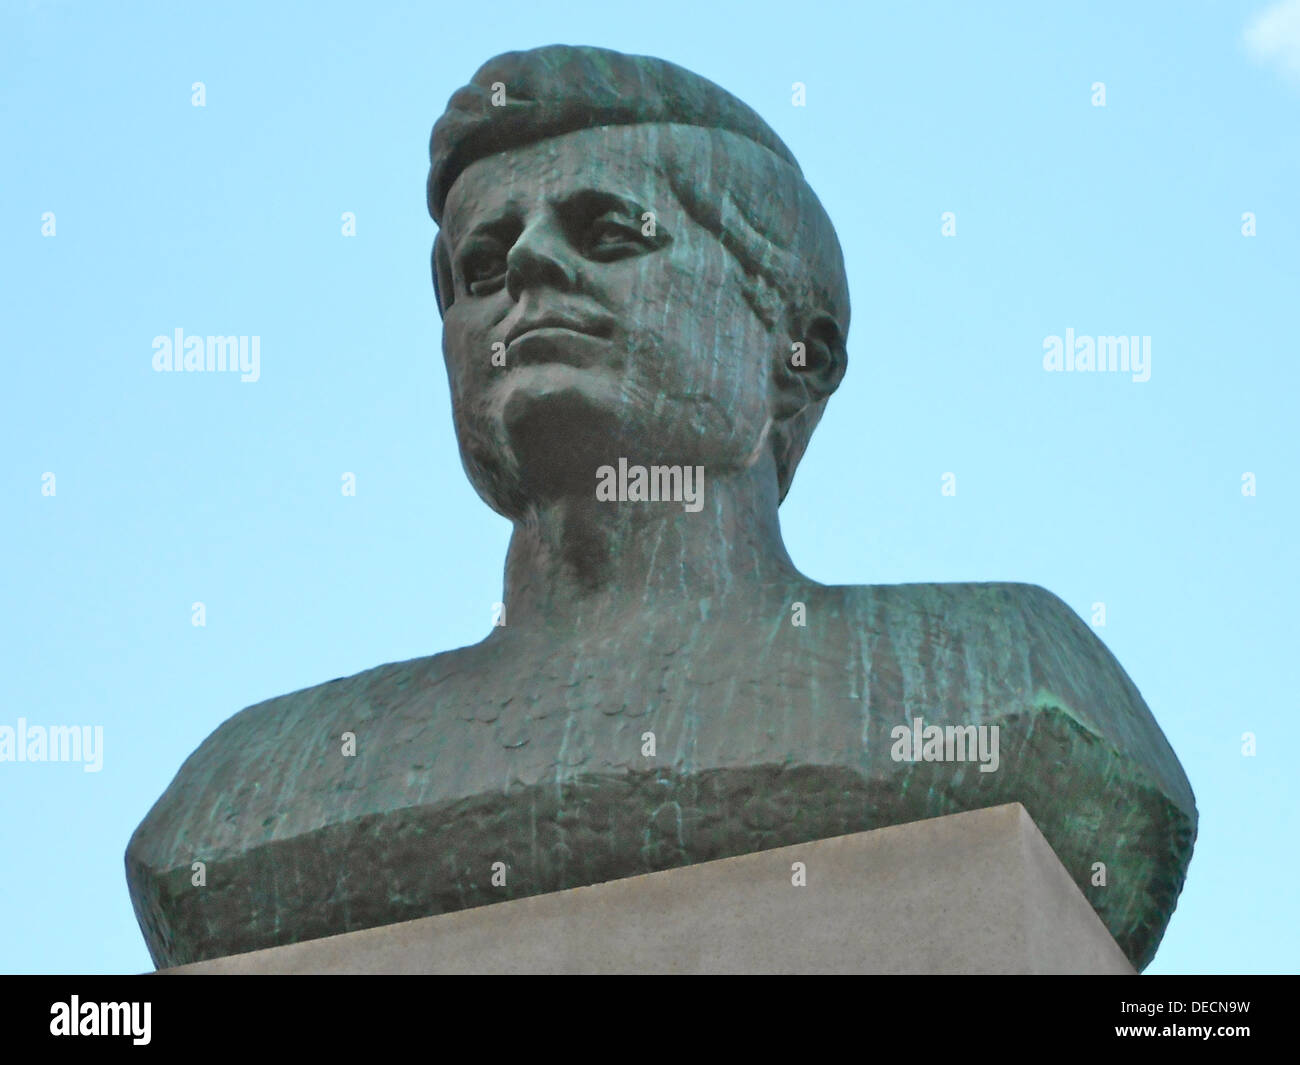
top-left (158, 802), bottom-right (1135, 974)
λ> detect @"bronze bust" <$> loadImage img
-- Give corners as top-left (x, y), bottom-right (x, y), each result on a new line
top-left (127, 44), bottom-right (1196, 971)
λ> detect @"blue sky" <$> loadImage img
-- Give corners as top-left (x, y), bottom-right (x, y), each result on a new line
top-left (2, 0), bottom-right (1296, 974)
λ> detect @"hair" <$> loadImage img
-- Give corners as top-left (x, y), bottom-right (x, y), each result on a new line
top-left (656, 125), bottom-right (849, 501)
top-left (428, 45), bottom-right (850, 502)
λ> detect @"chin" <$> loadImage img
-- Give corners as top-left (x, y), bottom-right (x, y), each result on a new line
top-left (495, 367), bottom-right (627, 445)
top-left (454, 374), bottom-right (631, 510)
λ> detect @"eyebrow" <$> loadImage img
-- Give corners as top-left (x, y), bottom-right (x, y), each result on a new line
top-left (556, 188), bottom-right (648, 221)
top-left (451, 211), bottom-right (519, 258)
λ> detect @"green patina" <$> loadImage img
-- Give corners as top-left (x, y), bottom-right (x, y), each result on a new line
top-left (126, 45), bottom-right (1196, 973)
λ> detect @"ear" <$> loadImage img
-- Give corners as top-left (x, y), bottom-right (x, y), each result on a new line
top-left (771, 312), bottom-right (847, 421)
top-left (432, 233), bottom-right (454, 317)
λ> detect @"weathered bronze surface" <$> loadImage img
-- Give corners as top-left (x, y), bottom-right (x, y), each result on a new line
top-left (127, 45), bottom-right (1196, 971)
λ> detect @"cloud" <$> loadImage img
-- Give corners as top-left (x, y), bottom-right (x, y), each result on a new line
top-left (1244, 0), bottom-right (1300, 82)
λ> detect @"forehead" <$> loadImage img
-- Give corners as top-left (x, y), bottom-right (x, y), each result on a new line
top-left (440, 125), bottom-right (689, 244)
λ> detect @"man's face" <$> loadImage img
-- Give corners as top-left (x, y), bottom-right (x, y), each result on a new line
top-left (438, 124), bottom-right (779, 516)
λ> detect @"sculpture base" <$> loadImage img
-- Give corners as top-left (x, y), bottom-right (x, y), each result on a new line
top-left (157, 803), bottom-right (1135, 974)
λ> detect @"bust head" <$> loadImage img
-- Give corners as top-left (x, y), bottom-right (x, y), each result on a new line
top-left (428, 45), bottom-right (850, 520)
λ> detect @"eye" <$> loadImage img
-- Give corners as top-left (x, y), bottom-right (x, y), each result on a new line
top-left (584, 214), bottom-right (644, 258)
top-left (458, 237), bottom-right (507, 296)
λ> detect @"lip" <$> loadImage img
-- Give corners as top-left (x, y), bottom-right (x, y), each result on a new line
top-left (504, 314), bottom-right (615, 347)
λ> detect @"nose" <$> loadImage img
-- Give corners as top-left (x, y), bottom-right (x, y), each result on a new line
top-left (506, 216), bottom-right (577, 301)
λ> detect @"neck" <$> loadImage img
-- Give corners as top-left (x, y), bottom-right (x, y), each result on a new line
top-left (496, 457), bottom-right (804, 635)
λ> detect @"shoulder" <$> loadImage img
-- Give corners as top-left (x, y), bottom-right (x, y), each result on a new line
top-left (825, 579), bottom-right (1191, 800)
top-left (126, 650), bottom-right (464, 870)
top-left (810, 579), bottom-right (1141, 730)
top-left (810, 579), bottom-right (1093, 650)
